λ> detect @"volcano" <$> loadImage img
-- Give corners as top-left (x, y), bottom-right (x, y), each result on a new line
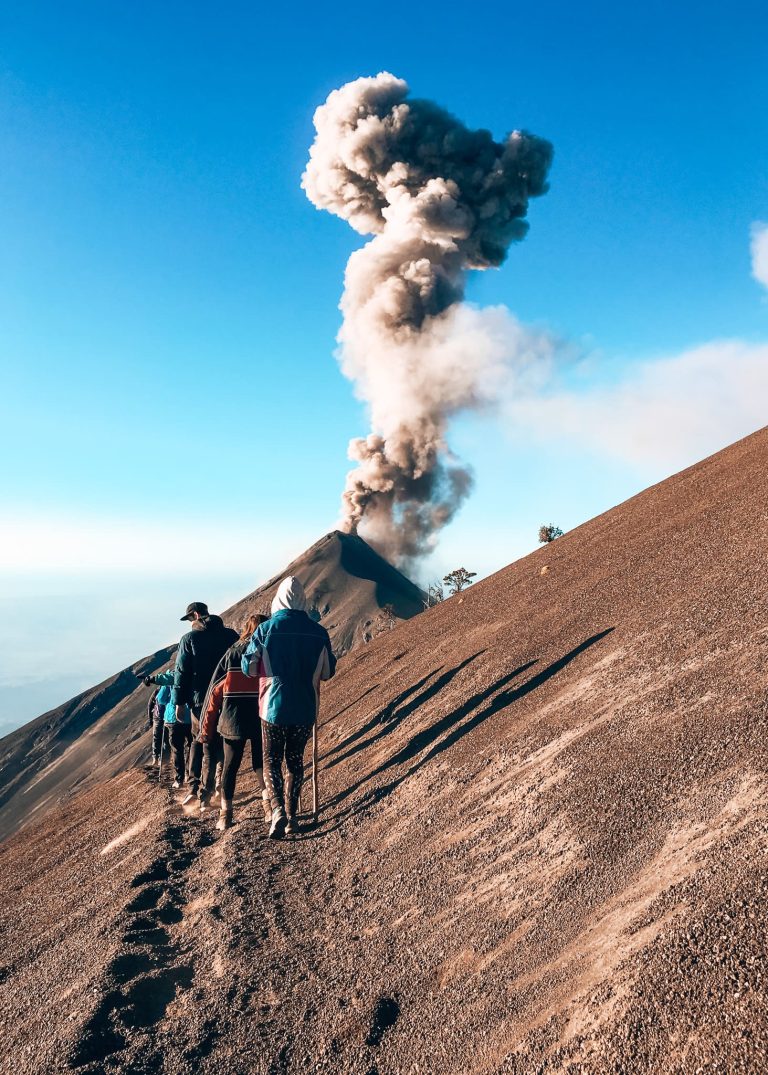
top-left (0, 530), bottom-right (424, 844)
top-left (1, 429), bottom-right (767, 1074)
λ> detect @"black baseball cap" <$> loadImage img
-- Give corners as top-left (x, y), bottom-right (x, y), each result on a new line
top-left (181, 601), bottom-right (209, 621)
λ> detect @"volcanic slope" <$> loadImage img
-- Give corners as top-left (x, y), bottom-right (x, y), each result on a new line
top-left (0, 530), bottom-right (424, 843)
top-left (2, 426), bottom-right (768, 1075)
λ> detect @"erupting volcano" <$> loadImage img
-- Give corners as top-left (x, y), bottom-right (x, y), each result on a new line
top-left (303, 72), bottom-right (553, 564)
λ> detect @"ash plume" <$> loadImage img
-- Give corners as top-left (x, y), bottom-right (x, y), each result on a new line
top-left (303, 72), bottom-right (553, 563)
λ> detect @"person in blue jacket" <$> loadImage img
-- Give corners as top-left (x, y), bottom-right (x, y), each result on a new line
top-left (144, 667), bottom-right (192, 788)
top-left (242, 575), bottom-right (336, 839)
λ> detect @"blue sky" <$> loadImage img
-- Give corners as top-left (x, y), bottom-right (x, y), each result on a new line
top-left (1, 0), bottom-right (767, 728)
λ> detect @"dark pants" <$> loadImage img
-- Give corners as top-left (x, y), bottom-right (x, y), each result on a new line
top-left (262, 720), bottom-right (313, 816)
top-left (170, 722), bottom-right (193, 783)
top-left (186, 708), bottom-right (204, 791)
top-left (200, 733), bottom-right (224, 801)
top-left (221, 735), bottom-right (264, 802)
top-left (151, 718), bottom-right (166, 760)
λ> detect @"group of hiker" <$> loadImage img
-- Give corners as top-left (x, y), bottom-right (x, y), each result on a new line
top-left (141, 575), bottom-right (336, 838)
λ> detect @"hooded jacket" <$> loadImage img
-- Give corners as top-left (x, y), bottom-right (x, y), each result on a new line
top-left (200, 637), bottom-right (260, 741)
top-left (172, 614), bottom-right (239, 710)
top-left (242, 576), bottom-right (336, 727)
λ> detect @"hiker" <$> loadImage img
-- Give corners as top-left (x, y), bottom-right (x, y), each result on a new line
top-left (145, 683), bottom-right (164, 766)
top-left (142, 665), bottom-right (192, 788)
top-left (172, 602), bottom-right (238, 808)
top-left (200, 613), bottom-right (271, 831)
top-left (242, 576), bottom-right (336, 839)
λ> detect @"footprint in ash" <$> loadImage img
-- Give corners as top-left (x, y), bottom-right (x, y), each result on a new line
top-left (69, 818), bottom-right (214, 1069)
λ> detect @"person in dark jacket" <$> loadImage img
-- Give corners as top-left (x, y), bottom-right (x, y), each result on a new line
top-left (242, 576), bottom-right (336, 839)
top-left (171, 602), bottom-right (238, 806)
top-left (200, 613), bottom-right (270, 831)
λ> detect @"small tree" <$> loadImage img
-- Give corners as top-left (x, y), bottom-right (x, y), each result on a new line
top-left (424, 582), bottom-right (445, 609)
top-left (443, 568), bottom-right (477, 595)
top-left (538, 524), bottom-right (564, 544)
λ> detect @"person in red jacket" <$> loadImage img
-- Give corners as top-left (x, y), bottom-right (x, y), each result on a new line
top-left (200, 613), bottom-right (270, 831)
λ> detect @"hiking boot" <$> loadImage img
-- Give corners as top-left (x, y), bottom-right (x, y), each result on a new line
top-left (199, 793), bottom-right (211, 813)
top-left (286, 816), bottom-right (298, 835)
top-left (216, 803), bottom-right (233, 832)
top-left (268, 808), bottom-right (287, 840)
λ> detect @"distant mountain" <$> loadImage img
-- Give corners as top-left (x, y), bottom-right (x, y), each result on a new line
top-left (0, 530), bottom-right (424, 842)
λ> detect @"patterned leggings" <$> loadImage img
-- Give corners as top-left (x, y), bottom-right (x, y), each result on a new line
top-left (262, 720), bottom-right (313, 816)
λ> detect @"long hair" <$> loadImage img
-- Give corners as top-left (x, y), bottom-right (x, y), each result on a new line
top-left (241, 613), bottom-right (267, 640)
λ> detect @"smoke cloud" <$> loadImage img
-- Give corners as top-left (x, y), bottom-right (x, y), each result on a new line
top-left (751, 222), bottom-right (768, 291)
top-left (303, 72), bottom-right (553, 563)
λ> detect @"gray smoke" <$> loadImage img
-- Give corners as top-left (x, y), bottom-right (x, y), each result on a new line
top-left (302, 72), bottom-right (553, 564)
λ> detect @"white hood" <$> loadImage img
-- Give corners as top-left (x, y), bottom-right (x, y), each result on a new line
top-left (271, 575), bottom-right (308, 614)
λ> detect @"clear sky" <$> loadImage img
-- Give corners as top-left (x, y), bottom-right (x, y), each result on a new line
top-left (1, 0), bottom-right (767, 729)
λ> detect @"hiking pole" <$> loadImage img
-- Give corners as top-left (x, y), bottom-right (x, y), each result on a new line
top-left (312, 723), bottom-right (319, 823)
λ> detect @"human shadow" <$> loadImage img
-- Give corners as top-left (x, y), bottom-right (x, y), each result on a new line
top-left (324, 628), bottom-right (614, 825)
top-left (322, 683), bottom-right (381, 738)
top-left (325, 652), bottom-right (484, 771)
top-left (322, 669), bottom-right (439, 763)
top-left (383, 651), bottom-right (485, 728)
top-left (326, 657), bottom-right (535, 810)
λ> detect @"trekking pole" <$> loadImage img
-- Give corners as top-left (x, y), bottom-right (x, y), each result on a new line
top-left (312, 723), bottom-right (319, 822)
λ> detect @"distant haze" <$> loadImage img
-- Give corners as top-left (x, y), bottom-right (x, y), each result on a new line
top-left (0, 572), bottom-right (253, 736)
top-left (0, 678), bottom-right (93, 736)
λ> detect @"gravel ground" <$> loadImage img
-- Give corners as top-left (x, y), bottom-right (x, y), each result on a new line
top-left (1, 427), bottom-right (767, 1074)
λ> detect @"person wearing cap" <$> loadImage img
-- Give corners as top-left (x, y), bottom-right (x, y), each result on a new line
top-left (172, 602), bottom-right (238, 807)
top-left (242, 576), bottom-right (336, 839)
